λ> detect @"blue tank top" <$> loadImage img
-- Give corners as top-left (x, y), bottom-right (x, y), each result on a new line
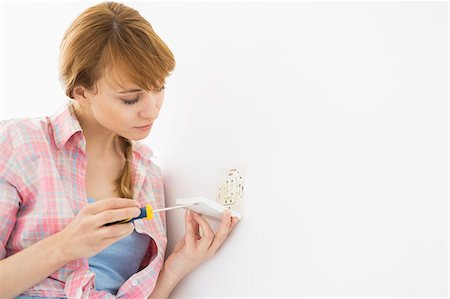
top-left (87, 197), bottom-right (150, 294)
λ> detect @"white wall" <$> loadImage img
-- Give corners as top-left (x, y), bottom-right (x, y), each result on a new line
top-left (1, 1), bottom-right (448, 298)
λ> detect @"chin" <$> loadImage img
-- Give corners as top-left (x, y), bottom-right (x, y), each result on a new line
top-left (131, 131), bottom-right (152, 141)
top-left (116, 133), bottom-right (147, 142)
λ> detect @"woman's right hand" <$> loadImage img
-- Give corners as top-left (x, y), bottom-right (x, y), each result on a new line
top-left (55, 197), bottom-right (141, 261)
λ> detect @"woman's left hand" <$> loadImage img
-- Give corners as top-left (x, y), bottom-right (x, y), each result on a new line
top-left (163, 209), bottom-right (240, 281)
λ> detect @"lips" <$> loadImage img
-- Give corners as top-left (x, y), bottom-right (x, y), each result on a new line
top-left (135, 124), bottom-right (152, 128)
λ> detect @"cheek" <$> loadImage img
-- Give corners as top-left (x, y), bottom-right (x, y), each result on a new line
top-left (97, 101), bottom-right (133, 127)
top-left (112, 105), bottom-right (135, 126)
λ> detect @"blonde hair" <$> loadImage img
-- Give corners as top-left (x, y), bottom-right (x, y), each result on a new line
top-left (59, 2), bottom-right (175, 199)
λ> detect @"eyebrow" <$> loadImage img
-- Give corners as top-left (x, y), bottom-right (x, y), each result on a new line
top-left (117, 88), bottom-right (142, 94)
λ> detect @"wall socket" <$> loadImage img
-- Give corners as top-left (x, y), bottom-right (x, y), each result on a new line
top-left (216, 167), bottom-right (245, 213)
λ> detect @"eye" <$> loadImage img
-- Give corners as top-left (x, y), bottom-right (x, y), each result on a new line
top-left (121, 96), bottom-right (139, 105)
top-left (151, 85), bottom-right (165, 93)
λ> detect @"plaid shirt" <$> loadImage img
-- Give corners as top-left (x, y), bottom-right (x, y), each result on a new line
top-left (0, 100), bottom-right (167, 298)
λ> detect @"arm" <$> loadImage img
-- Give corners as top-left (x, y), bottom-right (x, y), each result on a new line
top-left (0, 232), bottom-right (72, 298)
top-left (0, 197), bottom-right (142, 298)
top-left (0, 177), bottom-right (59, 299)
top-left (147, 266), bottom-right (181, 299)
top-left (148, 209), bottom-right (240, 299)
top-left (0, 177), bottom-right (71, 298)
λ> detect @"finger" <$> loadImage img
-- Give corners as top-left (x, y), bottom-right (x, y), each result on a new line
top-left (206, 211), bottom-right (233, 255)
top-left (100, 226), bottom-right (135, 248)
top-left (191, 212), bottom-right (215, 252)
top-left (98, 222), bottom-right (134, 239)
top-left (192, 213), bottom-right (200, 235)
top-left (100, 235), bottom-right (129, 249)
top-left (185, 209), bottom-right (197, 249)
top-left (192, 218), bottom-right (201, 240)
top-left (94, 206), bottom-right (141, 226)
top-left (229, 217), bottom-right (240, 234)
top-left (84, 198), bottom-right (140, 215)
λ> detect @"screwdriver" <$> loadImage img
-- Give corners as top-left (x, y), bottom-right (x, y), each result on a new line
top-left (104, 203), bottom-right (198, 226)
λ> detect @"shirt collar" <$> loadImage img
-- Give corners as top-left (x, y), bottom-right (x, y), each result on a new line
top-left (48, 99), bottom-right (154, 159)
top-left (48, 99), bottom-right (83, 150)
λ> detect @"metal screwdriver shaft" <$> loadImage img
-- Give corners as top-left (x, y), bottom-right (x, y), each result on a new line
top-left (153, 203), bottom-right (198, 213)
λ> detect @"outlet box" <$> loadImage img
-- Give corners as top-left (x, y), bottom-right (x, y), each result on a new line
top-left (216, 167), bottom-right (245, 214)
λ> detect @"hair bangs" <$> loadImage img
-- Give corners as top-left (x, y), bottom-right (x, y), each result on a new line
top-left (99, 26), bottom-right (174, 92)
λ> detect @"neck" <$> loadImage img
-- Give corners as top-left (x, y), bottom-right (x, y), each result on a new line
top-left (72, 101), bottom-right (125, 159)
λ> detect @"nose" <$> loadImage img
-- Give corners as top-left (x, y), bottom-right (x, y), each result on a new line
top-left (138, 91), bottom-right (162, 120)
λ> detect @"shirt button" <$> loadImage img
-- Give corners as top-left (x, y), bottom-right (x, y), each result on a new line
top-left (132, 279), bottom-right (138, 286)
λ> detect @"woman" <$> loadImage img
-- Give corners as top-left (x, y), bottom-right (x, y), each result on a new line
top-left (0, 2), bottom-right (239, 298)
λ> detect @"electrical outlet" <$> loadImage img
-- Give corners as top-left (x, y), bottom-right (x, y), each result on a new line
top-left (216, 168), bottom-right (244, 213)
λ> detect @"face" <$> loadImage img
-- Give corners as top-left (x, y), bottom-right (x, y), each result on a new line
top-left (76, 75), bottom-right (165, 141)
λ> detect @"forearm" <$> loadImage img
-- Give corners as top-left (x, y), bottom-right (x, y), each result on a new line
top-left (0, 232), bottom-right (72, 299)
top-left (147, 266), bottom-right (183, 299)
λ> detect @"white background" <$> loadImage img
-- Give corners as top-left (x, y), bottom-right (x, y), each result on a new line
top-left (1, 1), bottom-right (448, 298)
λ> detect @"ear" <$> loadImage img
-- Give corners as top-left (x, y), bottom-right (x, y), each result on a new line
top-left (72, 86), bottom-right (89, 102)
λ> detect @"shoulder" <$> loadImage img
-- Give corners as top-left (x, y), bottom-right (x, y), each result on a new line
top-left (0, 117), bottom-right (50, 185)
top-left (1, 117), bottom-right (50, 154)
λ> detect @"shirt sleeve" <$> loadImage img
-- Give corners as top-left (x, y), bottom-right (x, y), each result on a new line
top-left (0, 120), bottom-right (22, 259)
top-left (0, 176), bottom-right (20, 259)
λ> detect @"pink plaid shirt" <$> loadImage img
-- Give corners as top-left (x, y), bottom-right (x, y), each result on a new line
top-left (0, 99), bottom-right (167, 298)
